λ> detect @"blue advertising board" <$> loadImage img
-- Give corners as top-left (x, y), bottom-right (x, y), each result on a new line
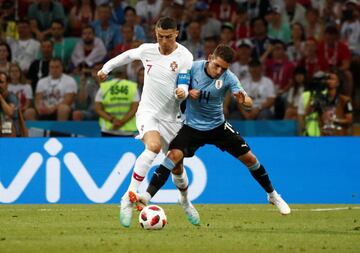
top-left (0, 137), bottom-right (359, 204)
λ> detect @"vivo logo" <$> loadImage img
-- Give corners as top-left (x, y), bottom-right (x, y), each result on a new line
top-left (0, 138), bottom-right (207, 204)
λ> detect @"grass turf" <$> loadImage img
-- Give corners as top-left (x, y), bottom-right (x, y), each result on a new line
top-left (0, 204), bottom-right (359, 253)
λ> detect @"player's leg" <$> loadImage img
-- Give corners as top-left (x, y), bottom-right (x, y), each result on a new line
top-left (238, 151), bottom-right (291, 215)
top-left (219, 122), bottom-right (290, 215)
top-left (172, 161), bottom-right (200, 225)
top-left (120, 115), bottom-right (162, 228)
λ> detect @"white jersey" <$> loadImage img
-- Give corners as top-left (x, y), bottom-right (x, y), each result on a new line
top-left (102, 43), bottom-right (193, 122)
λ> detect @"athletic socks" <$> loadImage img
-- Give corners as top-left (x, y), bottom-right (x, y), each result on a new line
top-left (128, 149), bottom-right (157, 191)
top-left (171, 169), bottom-right (189, 198)
top-left (248, 161), bottom-right (274, 193)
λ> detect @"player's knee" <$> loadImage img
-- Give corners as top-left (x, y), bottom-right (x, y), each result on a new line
top-left (167, 149), bottom-right (184, 165)
top-left (146, 142), bottom-right (162, 153)
top-left (239, 152), bottom-right (258, 168)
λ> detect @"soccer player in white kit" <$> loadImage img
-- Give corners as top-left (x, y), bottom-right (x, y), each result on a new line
top-left (97, 17), bottom-right (199, 227)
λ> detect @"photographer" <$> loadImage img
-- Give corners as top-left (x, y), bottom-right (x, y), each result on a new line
top-left (298, 71), bottom-right (353, 136)
top-left (0, 71), bottom-right (27, 137)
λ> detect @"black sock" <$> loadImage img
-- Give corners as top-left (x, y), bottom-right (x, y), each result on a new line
top-left (146, 165), bottom-right (171, 197)
top-left (249, 164), bottom-right (274, 193)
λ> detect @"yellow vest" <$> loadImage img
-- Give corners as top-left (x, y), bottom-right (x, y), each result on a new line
top-left (302, 91), bottom-right (320, 136)
top-left (99, 79), bottom-right (138, 133)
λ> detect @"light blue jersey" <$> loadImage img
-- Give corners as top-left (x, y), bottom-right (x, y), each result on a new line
top-left (185, 60), bottom-right (245, 131)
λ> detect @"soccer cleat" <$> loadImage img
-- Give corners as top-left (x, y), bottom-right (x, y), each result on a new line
top-left (129, 191), bottom-right (148, 211)
top-left (267, 191), bottom-right (291, 215)
top-left (179, 195), bottom-right (200, 226)
top-left (119, 192), bottom-right (134, 227)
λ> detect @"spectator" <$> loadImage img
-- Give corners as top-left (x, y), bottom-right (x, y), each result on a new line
top-left (50, 20), bottom-right (78, 72)
top-left (182, 20), bottom-right (205, 60)
top-left (305, 8), bottom-right (323, 41)
top-left (238, 0), bottom-right (271, 20)
top-left (110, 24), bottom-right (140, 58)
top-left (317, 25), bottom-right (353, 96)
top-left (299, 38), bottom-right (320, 80)
top-left (192, 1), bottom-right (222, 40)
top-left (135, 0), bottom-right (163, 41)
top-left (340, 0), bottom-right (360, 56)
top-left (282, 0), bottom-right (306, 27)
top-left (0, 0), bottom-right (17, 40)
top-left (28, 0), bottom-right (66, 41)
top-left (168, 0), bottom-right (187, 42)
top-left (71, 25), bottom-right (107, 69)
top-left (35, 58), bottom-right (77, 121)
top-left (95, 67), bottom-right (139, 137)
top-left (250, 17), bottom-right (273, 60)
top-left (0, 42), bottom-right (11, 73)
top-left (0, 71), bottom-right (27, 137)
top-left (284, 67), bottom-right (306, 120)
top-left (201, 36), bottom-right (219, 60)
top-left (7, 19), bottom-right (40, 73)
top-left (122, 6), bottom-right (146, 43)
top-left (233, 7), bottom-right (252, 40)
top-left (68, 0), bottom-right (96, 37)
top-left (8, 63), bottom-right (36, 120)
top-left (267, 5), bottom-right (291, 44)
top-left (136, 66), bottom-right (144, 96)
top-left (72, 62), bottom-right (103, 121)
top-left (219, 22), bottom-right (236, 49)
top-left (110, 0), bottom-right (128, 25)
top-left (287, 22), bottom-right (306, 65)
top-left (209, 0), bottom-right (237, 23)
top-left (28, 39), bottom-right (53, 93)
top-left (91, 4), bottom-right (121, 51)
top-left (238, 59), bottom-right (276, 120)
top-left (263, 40), bottom-right (295, 119)
top-left (230, 39), bottom-right (252, 82)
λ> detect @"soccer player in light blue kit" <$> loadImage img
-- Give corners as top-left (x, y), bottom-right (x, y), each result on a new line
top-left (131, 44), bottom-right (291, 225)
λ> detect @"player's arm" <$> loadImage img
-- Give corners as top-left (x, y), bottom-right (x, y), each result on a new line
top-left (97, 46), bottom-right (143, 81)
top-left (231, 76), bottom-right (252, 108)
top-left (175, 53), bottom-right (193, 100)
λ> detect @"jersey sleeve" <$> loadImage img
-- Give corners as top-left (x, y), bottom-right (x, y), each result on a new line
top-left (176, 49), bottom-right (193, 92)
top-left (101, 44), bottom-right (147, 74)
top-left (228, 72), bottom-right (246, 95)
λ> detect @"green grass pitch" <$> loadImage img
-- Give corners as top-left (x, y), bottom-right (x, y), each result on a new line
top-left (0, 204), bottom-right (359, 253)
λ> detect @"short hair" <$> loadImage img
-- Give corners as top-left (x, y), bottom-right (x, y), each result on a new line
top-left (324, 25), bottom-right (339, 35)
top-left (213, 44), bottom-right (235, 63)
top-left (251, 17), bottom-right (268, 28)
top-left (50, 57), bottom-right (63, 65)
top-left (51, 19), bottom-right (64, 27)
top-left (249, 59), bottom-right (262, 68)
top-left (0, 71), bottom-right (9, 83)
top-left (155, 16), bottom-right (177, 30)
top-left (82, 25), bottom-right (95, 33)
top-left (124, 6), bottom-right (136, 15)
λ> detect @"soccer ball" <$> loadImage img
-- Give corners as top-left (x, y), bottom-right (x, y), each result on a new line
top-left (139, 205), bottom-right (167, 230)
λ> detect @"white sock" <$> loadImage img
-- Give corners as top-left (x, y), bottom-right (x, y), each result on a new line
top-left (268, 190), bottom-right (278, 197)
top-left (172, 169), bottom-right (189, 199)
top-left (128, 149), bottom-right (157, 191)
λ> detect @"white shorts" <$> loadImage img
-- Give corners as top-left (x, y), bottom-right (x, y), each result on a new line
top-left (135, 113), bottom-right (183, 153)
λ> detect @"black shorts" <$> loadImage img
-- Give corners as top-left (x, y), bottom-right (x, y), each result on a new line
top-left (169, 121), bottom-right (251, 158)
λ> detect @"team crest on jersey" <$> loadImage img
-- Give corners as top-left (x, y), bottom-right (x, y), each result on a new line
top-left (170, 61), bottom-right (178, 72)
top-left (215, 80), bottom-right (223, 89)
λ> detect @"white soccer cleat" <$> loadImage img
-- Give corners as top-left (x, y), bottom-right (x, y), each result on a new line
top-left (267, 191), bottom-right (291, 215)
top-left (119, 192), bottom-right (134, 227)
top-left (179, 195), bottom-right (200, 225)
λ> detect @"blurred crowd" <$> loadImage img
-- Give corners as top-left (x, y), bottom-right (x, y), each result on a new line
top-left (0, 0), bottom-right (359, 136)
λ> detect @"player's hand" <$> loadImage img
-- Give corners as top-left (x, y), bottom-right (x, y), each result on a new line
top-left (189, 89), bottom-right (200, 99)
top-left (234, 92), bottom-right (245, 104)
top-left (97, 70), bottom-right (108, 82)
top-left (242, 95), bottom-right (253, 108)
top-left (175, 87), bottom-right (186, 99)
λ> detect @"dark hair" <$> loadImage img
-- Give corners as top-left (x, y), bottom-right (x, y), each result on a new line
top-left (0, 42), bottom-right (11, 62)
top-left (0, 71), bottom-right (9, 83)
top-left (51, 19), bottom-right (64, 27)
top-left (156, 16), bottom-right (178, 30)
top-left (82, 25), bottom-right (95, 33)
top-left (272, 39), bottom-right (287, 50)
top-left (50, 57), bottom-right (63, 65)
top-left (124, 6), bottom-right (136, 15)
top-left (291, 22), bottom-right (306, 41)
top-left (251, 17), bottom-right (268, 28)
top-left (249, 59), bottom-right (262, 68)
top-left (17, 18), bottom-right (30, 25)
top-left (213, 44), bottom-right (235, 63)
top-left (324, 25), bottom-right (339, 35)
